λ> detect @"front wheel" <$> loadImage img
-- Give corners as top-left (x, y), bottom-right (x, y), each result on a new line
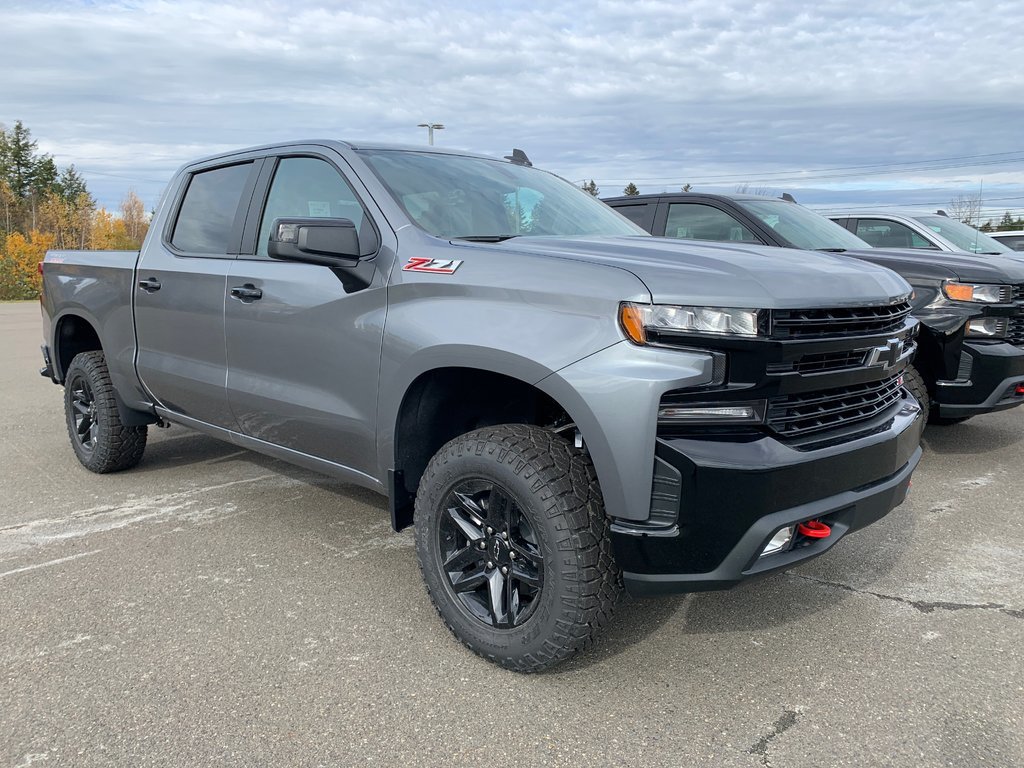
top-left (414, 424), bottom-right (622, 672)
top-left (903, 364), bottom-right (931, 424)
top-left (63, 351), bottom-right (147, 473)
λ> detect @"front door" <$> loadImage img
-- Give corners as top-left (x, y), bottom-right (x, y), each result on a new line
top-left (223, 154), bottom-right (388, 477)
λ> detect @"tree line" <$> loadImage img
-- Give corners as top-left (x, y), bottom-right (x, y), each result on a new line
top-left (0, 120), bottom-right (149, 299)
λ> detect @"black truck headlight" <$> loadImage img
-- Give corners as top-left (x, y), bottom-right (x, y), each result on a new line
top-left (620, 303), bottom-right (761, 344)
top-left (943, 282), bottom-right (1010, 303)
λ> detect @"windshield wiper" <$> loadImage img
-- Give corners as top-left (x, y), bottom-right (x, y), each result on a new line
top-left (815, 247), bottom-right (847, 253)
top-left (452, 235), bottom-right (519, 243)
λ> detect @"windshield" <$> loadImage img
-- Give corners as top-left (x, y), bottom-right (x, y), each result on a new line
top-left (914, 215), bottom-right (1013, 255)
top-left (357, 149), bottom-right (646, 239)
top-left (738, 199), bottom-right (870, 251)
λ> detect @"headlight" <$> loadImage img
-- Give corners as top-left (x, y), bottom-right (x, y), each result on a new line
top-left (619, 303), bottom-right (761, 344)
top-left (966, 317), bottom-right (1008, 338)
top-left (942, 282), bottom-right (1010, 303)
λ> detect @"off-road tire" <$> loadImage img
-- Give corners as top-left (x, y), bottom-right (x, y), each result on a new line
top-left (903, 364), bottom-right (931, 424)
top-left (64, 351), bottom-right (147, 473)
top-left (414, 424), bottom-right (622, 673)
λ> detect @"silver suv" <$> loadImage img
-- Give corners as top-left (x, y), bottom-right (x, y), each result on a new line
top-left (990, 230), bottom-right (1024, 252)
top-left (829, 210), bottom-right (1015, 255)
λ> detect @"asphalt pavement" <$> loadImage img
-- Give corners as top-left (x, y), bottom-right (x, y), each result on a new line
top-left (1, 300), bottom-right (1022, 767)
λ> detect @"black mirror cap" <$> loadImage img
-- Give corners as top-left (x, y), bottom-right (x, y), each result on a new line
top-left (268, 217), bottom-right (360, 265)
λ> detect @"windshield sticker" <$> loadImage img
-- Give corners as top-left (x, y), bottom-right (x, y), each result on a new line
top-left (308, 201), bottom-right (331, 217)
top-left (402, 257), bottom-right (463, 274)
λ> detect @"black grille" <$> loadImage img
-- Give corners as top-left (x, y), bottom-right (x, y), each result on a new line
top-left (1008, 317), bottom-right (1024, 346)
top-left (767, 349), bottom-right (868, 375)
top-left (771, 301), bottom-right (912, 339)
top-left (1013, 284), bottom-right (1024, 302)
top-left (767, 374), bottom-right (905, 437)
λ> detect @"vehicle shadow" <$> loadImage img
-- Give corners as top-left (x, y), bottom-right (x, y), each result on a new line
top-left (129, 427), bottom-right (914, 675)
top-left (921, 418), bottom-right (1023, 456)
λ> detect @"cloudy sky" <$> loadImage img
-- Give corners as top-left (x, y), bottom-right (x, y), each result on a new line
top-left (3, 0), bottom-right (1023, 219)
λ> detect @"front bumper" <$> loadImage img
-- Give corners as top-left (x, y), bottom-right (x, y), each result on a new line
top-left (613, 398), bottom-right (923, 596)
top-left (935, 341), bottom-right (1024, 418)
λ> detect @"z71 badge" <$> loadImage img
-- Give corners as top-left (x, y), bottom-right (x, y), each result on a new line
top-left (402, 257), bottom-right (463, 274)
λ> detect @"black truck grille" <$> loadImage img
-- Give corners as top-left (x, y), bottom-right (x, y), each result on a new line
top-left (770, 300), bottom-right (912, 339)
top-left (1008, 317), bottom-right (1024, 346)
top-left (766, 349), bottom-right (868, 375)
top-left (1013, 283), bottom-right (1024, 302)
top-left (767, 373), bottom-right (905, 437)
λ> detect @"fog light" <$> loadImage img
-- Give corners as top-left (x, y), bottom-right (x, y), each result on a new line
top-left (966, 317), bottom-right (1008, 338)
top-left (657, 400), bottom-right (766, 424)
top-left (760, 526), bottom-right (794, 557)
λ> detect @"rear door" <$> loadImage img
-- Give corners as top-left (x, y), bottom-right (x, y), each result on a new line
top-left (135, 159), bottom-right (261, 426)
top-left (223, 150), bottom-right (389, 476)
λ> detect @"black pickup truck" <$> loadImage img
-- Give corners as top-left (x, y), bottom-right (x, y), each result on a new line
top-left (606, 192), bottom-right (1024, 424)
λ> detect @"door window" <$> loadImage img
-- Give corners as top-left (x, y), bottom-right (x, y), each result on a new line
top-left (855, 219), bottom-right (933, 249)
top-left (665, 203), bottom-right (760, 243)
top-left (170, 162), bottom-right (254, 254)
top-left (256, 157), bottom-right (366, 257)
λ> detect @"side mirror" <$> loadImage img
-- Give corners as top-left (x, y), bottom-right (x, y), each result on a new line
top-left (268, 217), bottom-right (360, 266)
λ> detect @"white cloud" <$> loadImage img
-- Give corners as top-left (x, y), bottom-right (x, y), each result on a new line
top-left (2, 0), bottom-right (1023, 212)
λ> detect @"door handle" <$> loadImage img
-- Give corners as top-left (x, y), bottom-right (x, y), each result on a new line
top-left (230, 284), bottom-right (263, 302)
top-left (138, 277), bottom-right (161, 292)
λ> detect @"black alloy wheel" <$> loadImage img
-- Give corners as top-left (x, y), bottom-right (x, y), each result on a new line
top-left (438, 478), bottom-right (543, 629)
top-left (62, 351), bottom-right (148, 473)
top-left (414, 424), bottom-right (622, 673)
top-left (68, 372), bottom-right (99, 453)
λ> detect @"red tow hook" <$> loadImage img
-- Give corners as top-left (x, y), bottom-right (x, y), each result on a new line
top-left (797, 520), bottom-right (831, 539)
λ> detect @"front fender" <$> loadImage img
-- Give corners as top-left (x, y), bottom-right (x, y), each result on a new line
top-left (537, 341), bottom-right (715, 521)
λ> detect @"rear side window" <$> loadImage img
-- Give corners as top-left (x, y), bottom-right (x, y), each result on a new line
top-left (170, 163), bottom-right (253, 254)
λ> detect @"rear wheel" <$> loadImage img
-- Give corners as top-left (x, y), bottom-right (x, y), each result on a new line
top-left (64, 351), bottom-right (147, 473)
top-left (414, 424), bottom-right (621, 672)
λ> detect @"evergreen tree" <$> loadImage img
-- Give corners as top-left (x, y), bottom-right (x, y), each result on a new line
top-left (581, 179), bottom-right (599, 197)
top-left (623, 182), bottom-right (639, 196)
top-left (56, 165), bottom-right (91, 205)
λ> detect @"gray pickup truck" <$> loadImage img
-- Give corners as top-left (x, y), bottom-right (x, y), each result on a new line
top-left (41, 141), bottom-right (923, 672)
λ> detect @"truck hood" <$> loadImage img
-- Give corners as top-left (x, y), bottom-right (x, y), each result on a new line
top-left (492, 236), bottom-right (911, 309)
top-left (840, 247), bottom-right (1024, 284)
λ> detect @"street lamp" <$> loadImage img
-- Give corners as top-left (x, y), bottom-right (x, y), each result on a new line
top-left (417, 123), bottom-right (445, 145)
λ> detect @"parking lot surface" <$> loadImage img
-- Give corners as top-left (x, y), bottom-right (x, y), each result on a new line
top-left (2, 300), bottom-right (1022, 767)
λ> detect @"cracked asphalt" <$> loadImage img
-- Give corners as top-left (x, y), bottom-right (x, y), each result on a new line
top-left (2, 300), bottom-right (1022, 767)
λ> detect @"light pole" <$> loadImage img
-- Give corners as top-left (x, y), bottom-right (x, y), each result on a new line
top-left (417, 123), bottom-right (445, 145)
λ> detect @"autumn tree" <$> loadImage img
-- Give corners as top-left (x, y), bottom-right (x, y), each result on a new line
top-left (120, 189), bottom-right (148, 243)
top-left (623, 182), bottom-right (639, 196)
top-left (0, 230), bottom-right (53, 299)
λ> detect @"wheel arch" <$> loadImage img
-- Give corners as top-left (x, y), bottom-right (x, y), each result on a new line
top-left (387, 364), bottom-right (585, 530)
top-left (52, 311), bottom-right (103, 383)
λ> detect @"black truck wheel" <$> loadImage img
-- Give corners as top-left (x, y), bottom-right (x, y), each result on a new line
top-left (414, 424), bottom-right (622, 673)
top-left (903, 365), bottom-right (931, 424)
top-left (63, 351), bottom-right (147, 473)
